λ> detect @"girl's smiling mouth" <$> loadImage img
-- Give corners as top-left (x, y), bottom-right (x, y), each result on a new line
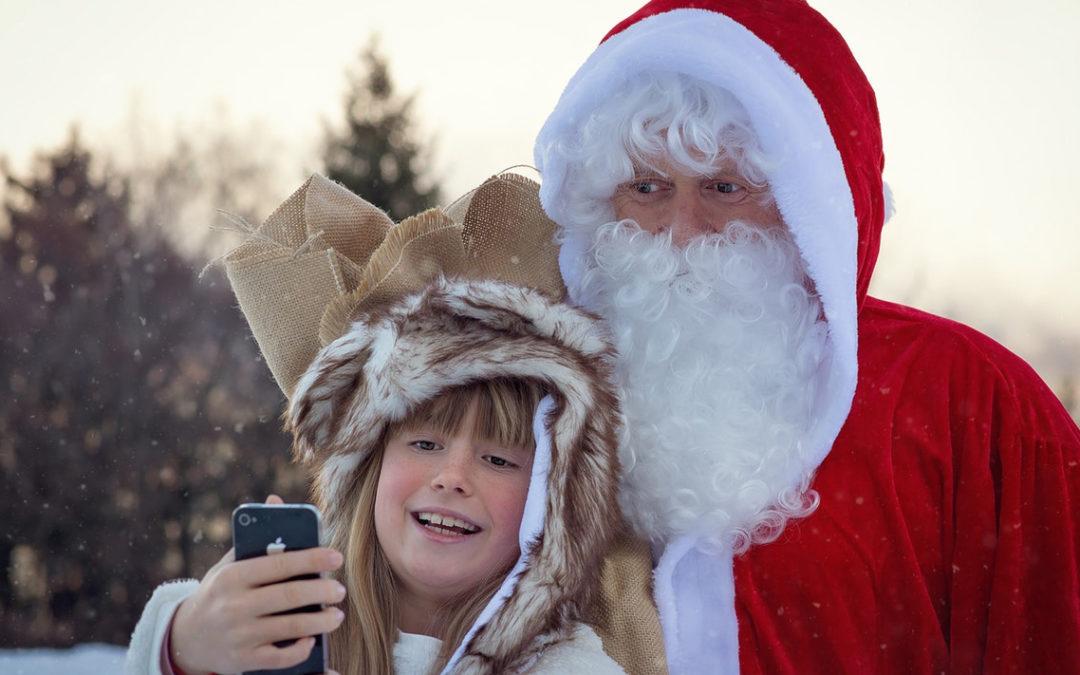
top-left (412, 510), bottom-right (482, 537)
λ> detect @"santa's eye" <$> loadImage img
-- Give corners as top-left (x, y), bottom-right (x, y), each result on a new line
top-left (620, 178), bottom-right (668, 197)
top-left (706, 181), bottom-right (743, 194)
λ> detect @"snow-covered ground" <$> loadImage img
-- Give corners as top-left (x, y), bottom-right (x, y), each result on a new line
top-left (0, 643), bottom-right (127, 674)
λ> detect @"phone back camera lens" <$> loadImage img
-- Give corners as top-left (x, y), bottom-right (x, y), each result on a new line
top-left (238, 513), bottom-right (252, 527)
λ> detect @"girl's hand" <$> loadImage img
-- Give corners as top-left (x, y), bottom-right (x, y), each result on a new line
top-left (168, 495), bottom-right (346, 675)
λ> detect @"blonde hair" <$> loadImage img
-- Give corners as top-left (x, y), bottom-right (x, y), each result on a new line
top-left (326, 377), bottom-right (546, 675)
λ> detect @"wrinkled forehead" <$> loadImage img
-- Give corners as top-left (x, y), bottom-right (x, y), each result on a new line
top-left (628, 152), bottom-right (753, 179)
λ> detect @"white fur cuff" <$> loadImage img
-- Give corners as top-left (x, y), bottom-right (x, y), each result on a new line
top-left (124, 579), bottom-right (199, 675)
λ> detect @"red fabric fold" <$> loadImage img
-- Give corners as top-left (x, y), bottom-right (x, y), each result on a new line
top-left (734, 297), bottom-right (1080, 674)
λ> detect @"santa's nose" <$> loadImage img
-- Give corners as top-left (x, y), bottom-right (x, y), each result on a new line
top-left (668, 193), bottom-right (714, 246)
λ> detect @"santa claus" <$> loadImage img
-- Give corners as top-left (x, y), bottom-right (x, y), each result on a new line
top-left (533, 1), bottom-right (1080, 674)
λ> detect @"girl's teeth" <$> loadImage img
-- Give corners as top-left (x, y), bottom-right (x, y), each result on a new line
top-left (417, 512), bottom-right (479, 533)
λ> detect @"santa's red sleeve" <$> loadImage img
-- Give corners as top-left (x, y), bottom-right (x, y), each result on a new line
top-left (735, 298), bottom-right (1080, 675)
top-left (937, 311), bottom-right (1080, 672)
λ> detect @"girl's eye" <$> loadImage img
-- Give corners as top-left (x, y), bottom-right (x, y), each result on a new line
top-left (410, 440), bottom-right (439, 452)
top-left (483, 454), bottom-right (517, 469)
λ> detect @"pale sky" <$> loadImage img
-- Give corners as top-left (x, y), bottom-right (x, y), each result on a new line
top-left (2, 0), bottom-right (1078, 383)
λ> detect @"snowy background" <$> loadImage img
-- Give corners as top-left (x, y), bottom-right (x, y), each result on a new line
top-left (0, 644), bottom-right (126, 673)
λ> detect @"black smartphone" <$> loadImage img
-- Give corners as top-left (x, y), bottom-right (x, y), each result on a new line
top-left (232, 503), bottom-right (327, 675)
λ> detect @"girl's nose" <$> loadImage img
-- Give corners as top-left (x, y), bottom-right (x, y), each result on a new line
top-left (430, 455), bottom-right (473, 496)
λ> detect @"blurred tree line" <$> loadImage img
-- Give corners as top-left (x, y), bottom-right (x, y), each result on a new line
top-left (0, 40), bottom-right (440, 646)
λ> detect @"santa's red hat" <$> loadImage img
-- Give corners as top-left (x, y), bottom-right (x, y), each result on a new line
top-left (534, 2), bottom-right (887, 672)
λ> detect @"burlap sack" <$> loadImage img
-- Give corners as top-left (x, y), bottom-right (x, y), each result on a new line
top-left (588, 532), bottom-right (670, 675)
top-left (221, 172), bottom-right (668, 674)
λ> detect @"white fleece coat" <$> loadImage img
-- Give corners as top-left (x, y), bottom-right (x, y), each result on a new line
top-left (124, 579), bottom-right (622, 674)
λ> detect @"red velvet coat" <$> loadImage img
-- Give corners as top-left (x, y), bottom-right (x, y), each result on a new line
top-left (736, 298), bottom-right (1080, 674)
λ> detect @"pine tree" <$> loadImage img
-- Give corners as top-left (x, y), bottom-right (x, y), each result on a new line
top-left (322, 38), bottom-right (442, 221)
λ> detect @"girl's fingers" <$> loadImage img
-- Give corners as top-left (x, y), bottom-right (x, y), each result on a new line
top-left (256, 606), bottom-right (346, 644)
top-left (245, 578), bottom-right (346, 617)
top-left (249, 635), bottom-right (317, 671)
top-left (231, 547), bottom-right (343, 587)
top-left (265, 494), bottom-right (284, 505)
top-left (202, 547), bottom-right (236, 580)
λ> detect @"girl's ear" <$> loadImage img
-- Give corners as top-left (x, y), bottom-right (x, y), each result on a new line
top-left (287, 337), bottom-right (372, 462)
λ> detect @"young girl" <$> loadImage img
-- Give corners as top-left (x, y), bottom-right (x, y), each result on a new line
top-left (125, 268), bottom-right (626, 674)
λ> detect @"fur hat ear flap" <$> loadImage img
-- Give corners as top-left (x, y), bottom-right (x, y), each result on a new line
top-left (286, 335), bottom-right (372, 463)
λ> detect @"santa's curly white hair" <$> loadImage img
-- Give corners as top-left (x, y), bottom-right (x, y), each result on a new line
top-left (551, 71), bottom-right (772, 237)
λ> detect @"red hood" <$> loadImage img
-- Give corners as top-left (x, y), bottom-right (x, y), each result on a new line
top-left (605, 0), bottom-right (886, 307)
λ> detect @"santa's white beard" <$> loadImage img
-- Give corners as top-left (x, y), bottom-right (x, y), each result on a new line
top-left (572, 220), bottom-right (829, 552)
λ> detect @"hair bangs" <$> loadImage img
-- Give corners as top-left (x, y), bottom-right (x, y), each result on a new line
top-left (393, 378), bottom-right (545, 450)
